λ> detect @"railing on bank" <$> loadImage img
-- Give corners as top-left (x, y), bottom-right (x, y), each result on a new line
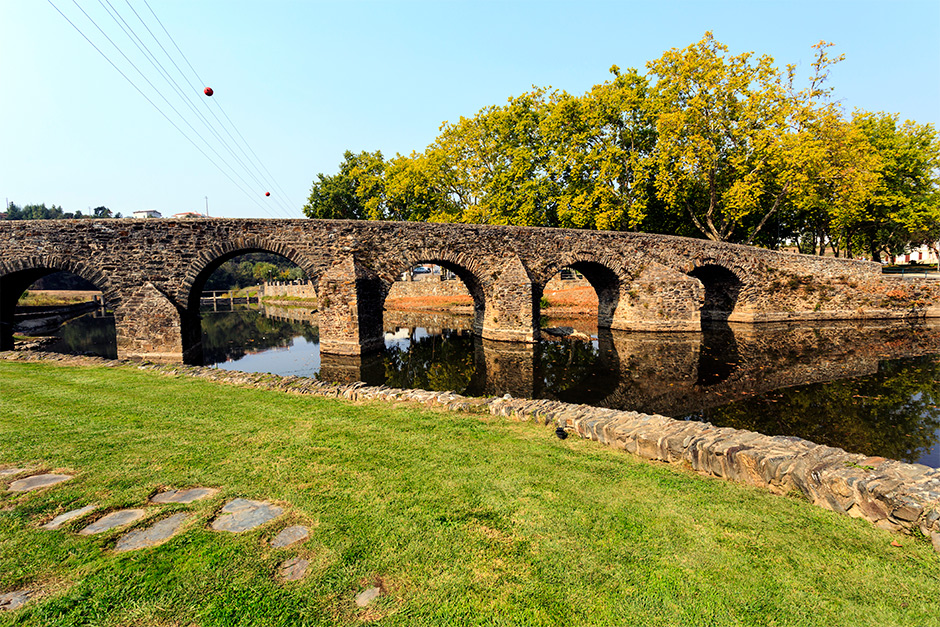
top-left (882, 267), bottom-right (940, 279)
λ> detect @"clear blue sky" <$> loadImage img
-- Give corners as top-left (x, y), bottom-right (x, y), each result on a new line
top-left (2, 0), bottom-right (938, 219)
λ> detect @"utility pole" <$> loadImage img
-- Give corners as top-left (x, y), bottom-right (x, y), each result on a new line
top-left (205, 196), bottom-right (209, 217)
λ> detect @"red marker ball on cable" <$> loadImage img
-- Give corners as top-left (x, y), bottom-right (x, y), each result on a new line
top-left (204, 87), bottom-right (214, 96)
top-left (265, 192), bottom-right (270, 197)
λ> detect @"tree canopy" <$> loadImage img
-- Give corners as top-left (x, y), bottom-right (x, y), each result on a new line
top-left (303, 34), bottom-right (939, 258)
top-left (2, 203), bottom-right (121, 220)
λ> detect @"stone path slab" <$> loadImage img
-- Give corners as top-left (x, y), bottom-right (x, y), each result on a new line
top-left (79, 509), bottom-right (146, 535)
top-left (115, 512), bottom-right (191, 552)
top-left (0, 467), bottom-right (29, 477)
top-left (210, 498), bottom-right (283, 533)
top-left (279, 557), bottom-right (309, 581)
top-left (150, 487), bottom-right (218, 504)
top-left (7, 473), bottom-right (72, 492)
top-left (41, 504), bottom-right (97, 530)
top-left (270, 525), bottom-right (309, 548)
top-left (355, 586), bottom-right (382, 607)
top-left (0, 590), bottom-right (31, 612)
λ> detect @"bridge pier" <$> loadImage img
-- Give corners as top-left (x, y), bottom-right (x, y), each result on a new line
top-left (481, 255), bottom-right (539, 343)
top-left (609, 263), bottom-right (704, 332)
top-left (113, 282), bottom-right (198, 363)
top-left (317, 256), bottom-right (385, 356)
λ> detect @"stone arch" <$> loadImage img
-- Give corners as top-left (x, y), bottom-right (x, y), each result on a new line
top-left (537, 251), bottom-right (634, 329)
top-left (179, 237), bottom-right (318, 311)
top-left (383, 248), bottom-right (489, 336)
top-left (0, 256), bottom-right (120, 351)
top-left (685, 258), bottom-right (746, 322)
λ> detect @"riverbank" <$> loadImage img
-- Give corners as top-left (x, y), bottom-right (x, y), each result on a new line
top-left (1, 354), bottom-right (938, 625)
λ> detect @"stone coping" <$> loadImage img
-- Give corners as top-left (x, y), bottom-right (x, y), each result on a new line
top-left (2, 350), bottom-right (938, 550)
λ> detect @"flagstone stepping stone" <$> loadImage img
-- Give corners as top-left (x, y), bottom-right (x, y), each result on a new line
top-left (270, 525), bottom-right (309, 548)
top-left (355, 586), bottom-right (382, 607)
top-left (279, 557), bottom-right (309, 581)
top-left (150, 487), bottom-right (218, 504)
top-left (7, 474), bottom-right (72, 492)
top-left (210, 498), bottom-right (283, 533)
top-left (41, 504), bottom-right (97, 530)
top-left (115, 512), bottom-right (191, 553)
top-left (0, 590), bottom-right (31, 612)
top-left (79, 509), bottom-right (146, 535)
top-left (0, 468), bottom-right (29, 477)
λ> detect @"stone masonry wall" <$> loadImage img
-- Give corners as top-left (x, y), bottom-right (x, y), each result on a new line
top-left (262, 281), bottom-right (318, 300)
top-left (1, 219), bottom-right (937, 359)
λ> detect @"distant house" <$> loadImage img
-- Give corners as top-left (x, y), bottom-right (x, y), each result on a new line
top-left (132, 210), bottom-right (162, 219)
top-left (889, 242), bottom-right (940, 266)
top-left (171, 212), bottom-right (206, 219)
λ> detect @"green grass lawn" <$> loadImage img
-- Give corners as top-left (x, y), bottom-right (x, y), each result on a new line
top-left (1, 360), bottom-right (938, 626)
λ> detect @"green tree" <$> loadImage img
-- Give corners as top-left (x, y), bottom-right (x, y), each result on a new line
top-left (302, 150), bottom-right (387, 220)
top-left (252, 262), bottom-right (278, 282)
top-left (645, 33), bottom-right (790, 242)
top-left (645, 35), bottom-right (877, 245)
top-left (434, 88), bottom-right (557, 226)
top-left (543, 66), bottom-right (655, 230)
top-left (384, 150), bottom-right (459, 222)
top-left (844, 112), bottom-right (940, 261)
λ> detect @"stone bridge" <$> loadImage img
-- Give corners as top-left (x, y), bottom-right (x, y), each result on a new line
top-left (1, 218), bottom-right (938, 362)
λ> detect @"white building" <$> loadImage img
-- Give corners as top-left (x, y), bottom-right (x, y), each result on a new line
top-left (889, 242), bottom-right (940, 265)
top-left (132, 210), bottom-right (162, 219)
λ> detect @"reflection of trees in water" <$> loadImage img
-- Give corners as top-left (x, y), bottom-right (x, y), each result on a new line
top-left (692, 355), bottom-right (940, 464)
top-left (200, 308), bottom-right (318, 365)
top-left (538, 339), bottom-right (618, 403)
top-left (383, 330), bottom-right (476, 394)
top-left (49, 312), bottom-right (117, 359)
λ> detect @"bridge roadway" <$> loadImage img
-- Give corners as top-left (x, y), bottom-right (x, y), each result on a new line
top-left (1, 218), bottom-right (937, 362)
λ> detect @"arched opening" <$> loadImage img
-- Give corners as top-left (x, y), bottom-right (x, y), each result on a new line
top-left (380, 261), bottom-right (482, 392)
top-left (0, 268), bottom-right (116, 357)
top-left (385, 261), bottom-right (483, 332)
top-left (188, 250), bottom-right (316, 370)
top-left (538, 261), bottom-right (620, 337)
top-left (688, 264), bottom-right (742, 322)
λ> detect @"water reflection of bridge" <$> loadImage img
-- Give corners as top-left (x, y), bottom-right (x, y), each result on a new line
top-left (314, 311), bottom-right (940, 418)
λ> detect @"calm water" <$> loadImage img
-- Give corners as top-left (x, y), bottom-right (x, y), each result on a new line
top-left (45, 305), bottom-right (940, 468)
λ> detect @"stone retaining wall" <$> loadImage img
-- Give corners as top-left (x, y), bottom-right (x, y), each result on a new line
top-left (262, 281), bottom-right (318, 300)
top-left (2, 349), bottom-right (938, 552)
top-left (386, 277), bottom-right (470, 299)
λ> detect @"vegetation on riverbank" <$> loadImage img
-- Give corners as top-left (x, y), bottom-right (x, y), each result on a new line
top-left (15, 291), bottom-right (99, 307)
top-left (1, 360), bottom-right (938, 626)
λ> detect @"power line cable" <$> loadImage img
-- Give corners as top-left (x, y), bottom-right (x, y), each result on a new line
top-left (92, 0), bottom-right (294, 219)
top-left (47, 0), bottom-right (278, 218)
top-left (140, 0), bottom-right (302, 215)
top-left (97, 0), bottom-right (292, 217)
top-left (99, 1), bottom-right (253, 178)
top-left (117, 0), bottom-right (294, 217)
top-left (68, 0), bottom-right (279, 217)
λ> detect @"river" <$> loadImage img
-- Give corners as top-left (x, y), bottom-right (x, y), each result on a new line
top-left (44, 304), bottom-right (940, 468)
